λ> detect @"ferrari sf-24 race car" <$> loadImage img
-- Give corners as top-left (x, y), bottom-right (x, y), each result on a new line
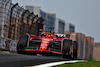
top-left (17, 32), bottom-right (78, 58)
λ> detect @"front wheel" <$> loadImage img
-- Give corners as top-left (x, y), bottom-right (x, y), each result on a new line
top-left (62, 40), bottom-right (72, 58)
top-left (17, 34), bottom-right (29, 54)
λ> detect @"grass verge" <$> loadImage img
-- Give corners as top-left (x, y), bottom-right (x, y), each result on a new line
top-left (0, 50), bottom-right (16, 53)
top-left (55, 61), bottom-right (100, 67)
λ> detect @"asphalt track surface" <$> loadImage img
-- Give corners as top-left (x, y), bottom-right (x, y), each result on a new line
top-left (0, 52), bottom-right (72, 67)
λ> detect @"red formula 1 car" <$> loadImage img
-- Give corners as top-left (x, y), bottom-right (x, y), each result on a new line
top-left (17, 32), bottom-right (78, 58)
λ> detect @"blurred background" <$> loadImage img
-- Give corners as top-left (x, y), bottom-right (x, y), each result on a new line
top-left (0, 0), bottom-right (100, 61)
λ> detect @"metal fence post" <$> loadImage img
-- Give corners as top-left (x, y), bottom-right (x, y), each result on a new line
top-left (1, 0), bottom-right (10, 37)
top-left (27, 12), bottom-right (33, 33)
top-left (8, 3), bottom-right (18, 38)
top-left (15, 6), bottom-right (23, 40)
top-left (21, 10), bottom-right (29, 34)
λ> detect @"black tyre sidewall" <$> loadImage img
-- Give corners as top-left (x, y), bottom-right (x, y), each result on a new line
top-left (17, 35), bottom-right (28, 52)
top-left (62, 40), bottom-right (72, 58)
top-left (63, 40), bottom-right (72, 53)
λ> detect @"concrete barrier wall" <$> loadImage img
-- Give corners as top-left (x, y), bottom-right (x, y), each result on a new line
top-left (0, 36), bottom-right (18, 52)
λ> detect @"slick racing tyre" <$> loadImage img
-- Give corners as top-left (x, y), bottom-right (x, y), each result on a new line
top-left (62, 40), bottom-right (72, 58)
top-left (73, 41), bottom-right (78, 58)
top-left (17, 34), bottom-right (29, 54)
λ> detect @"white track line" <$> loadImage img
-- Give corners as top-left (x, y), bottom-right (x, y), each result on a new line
top-left (31, 60), bottom-right (86, 67)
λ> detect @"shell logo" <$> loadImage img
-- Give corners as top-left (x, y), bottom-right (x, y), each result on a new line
top-left (42, 48), bottom-right (45, 50)
top-left (48, 35), bottom-right (50, 37)
top-left (43, 41), bottom-right (48, 43)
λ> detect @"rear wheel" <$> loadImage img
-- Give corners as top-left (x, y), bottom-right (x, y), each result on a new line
top-left (17, 34), bottom-right (29, 54)
top-left (62, 40), bottom-right (72, 58)
top-left (73, 41), bottom-right (78, 59)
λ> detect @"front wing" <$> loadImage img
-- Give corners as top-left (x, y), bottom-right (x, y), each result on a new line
top-left (22, 48), bottom-right (64, 55)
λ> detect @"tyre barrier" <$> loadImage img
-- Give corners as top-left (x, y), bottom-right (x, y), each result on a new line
top-left (0, 36), bottom-right (18, 52)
